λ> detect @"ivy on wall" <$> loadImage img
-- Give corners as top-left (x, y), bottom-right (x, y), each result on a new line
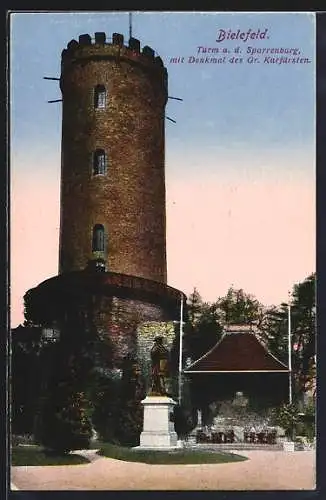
top-left (136, 321), bottom-right (176, 389)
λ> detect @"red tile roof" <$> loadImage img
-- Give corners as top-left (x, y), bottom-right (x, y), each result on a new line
top-left (185, 330), bottom-right (289, 373)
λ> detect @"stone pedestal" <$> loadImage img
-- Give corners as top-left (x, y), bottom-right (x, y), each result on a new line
top-left (139, 396), bottom-right (178, 449)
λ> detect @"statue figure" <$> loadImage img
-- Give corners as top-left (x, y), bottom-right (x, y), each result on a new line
top-left (149, 336), bottom-right (170, 396)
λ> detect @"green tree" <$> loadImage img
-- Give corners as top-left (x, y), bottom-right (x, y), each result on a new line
top-left (184, 286), bottom-right (264, 362)
top-left (32, 297), bottom-right (102, 453)
top-left (262, 274), bottom-right (316, 401)
top-left (183, 289), bottom-right (222, 362)
top-left (271, 403), bottom-right (300, 440)
top-left (11, 325), bottom-right (43, 435)
top-left (291, 273), bottom-right (316, 397)
top-left (261, 305), bottom-right (289, 362)
top-left (217, 286), bottom-right (264, 326)
top-left (187, 287), bottom-right (205, 326)
top-left (35, 341), bottom-right (93, 454)
top-left (183, 303), bottom-right (223, 361)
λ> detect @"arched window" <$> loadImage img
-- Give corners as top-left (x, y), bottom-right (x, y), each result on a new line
top-left (94, 85), bottom-right (106, 109)
top-left (93, 149), bottom-right (107, 175)
top-left (92, 224), bottom-right (105, 252)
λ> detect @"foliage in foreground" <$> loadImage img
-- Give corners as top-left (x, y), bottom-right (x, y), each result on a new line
top-left (271, 403), bottom-right (299, 439)
top-left (261, 273), bottom-right (316, 399)
top-left (11, 445), bottom-right (90, 466)
top-left (86, 370), bottom-right (120, 444)
top-left (115, 358), bottom-right (146, 447)
top-left (34, 341), bottom-right (93, 454)
top-left (271, 401), bottom-right (316, 442)
top-left (296, 403), bottom-right (316, 441)
top-left (98, 442), bottom-right (247, 464)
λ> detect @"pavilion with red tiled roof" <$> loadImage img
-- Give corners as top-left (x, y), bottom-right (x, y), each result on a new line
top-left (185, 324), bottom-right (289, 373)
top-left (184, 325), bottom-right (290, 416)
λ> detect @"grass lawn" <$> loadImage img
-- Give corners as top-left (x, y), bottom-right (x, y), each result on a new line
top-left (98, 443), bottom-right (248, 465)
top-left (11, 445), bottom-right (90, 466)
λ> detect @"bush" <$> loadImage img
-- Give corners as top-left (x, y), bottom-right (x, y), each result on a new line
top-left (173, 405), bottom-right (196, 439)
top-left (86, 372), bottom-right (120, 443)
top-left (35, 377), bottom-right (93, 454)
top-left (116, 402), bottom-right (144, 447)
top-left (271, 403), bottom-right (300, 440)
top-left (115, 358), bottom-right (145, 447)
top-left (297, 403), bottom-right (315, 441)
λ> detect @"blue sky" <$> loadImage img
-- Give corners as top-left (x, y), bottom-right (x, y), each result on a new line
top-left (11, 12), bottom-right (315, 167)
top-left (10, 12), bottom-right (316, 326)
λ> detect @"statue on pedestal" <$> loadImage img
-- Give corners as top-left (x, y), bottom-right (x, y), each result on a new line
top-left (149, 336), bottom-right (170, 396)
top-left (139, 336), bottom-right (178, 448)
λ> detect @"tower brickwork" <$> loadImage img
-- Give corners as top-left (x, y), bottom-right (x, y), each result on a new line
top-left (59, 33), bottom-right (168, 283)
top-left (25, 32), bottom-right (186, 370)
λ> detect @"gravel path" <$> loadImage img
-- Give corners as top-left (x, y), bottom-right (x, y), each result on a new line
top-left (11, 450), bottom-right (316, 491)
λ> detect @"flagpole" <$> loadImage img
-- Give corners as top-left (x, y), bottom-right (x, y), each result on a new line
top-left (288, 291), bottom-right (293, 405)
top-left (129, 12), bottom-right (132, 39)
top-left (178, 294), bottom-right (184, 406)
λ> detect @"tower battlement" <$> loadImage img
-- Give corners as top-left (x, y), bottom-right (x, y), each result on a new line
top-left (61, 32), bottom-right (167, 81)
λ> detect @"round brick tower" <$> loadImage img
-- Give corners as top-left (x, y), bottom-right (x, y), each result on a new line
top-left (25, 32), bottom-right (186, 368)
top-left (59, 32), bottom-right (168, 283)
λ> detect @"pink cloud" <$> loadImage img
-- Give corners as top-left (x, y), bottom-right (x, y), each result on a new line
top-left (166, 173), bottom-right (315, 306)
top-left (10, 168), bottom-right (60, 326)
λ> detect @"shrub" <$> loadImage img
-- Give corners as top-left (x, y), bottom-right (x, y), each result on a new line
top-left (87, 372), bottom-right (120, 443)
top-left (36, 385), bottom-right (92, 454)
top-left (173, 405), bottom-right (196, 439)
top-left (115, 358), bottom-right (145, 447)
top-left (271, 403), bottom-right (300, 440)
top-left (116, 402), bottom-right (144, 447)
top-left (297, 403), bottom-right (315, 441)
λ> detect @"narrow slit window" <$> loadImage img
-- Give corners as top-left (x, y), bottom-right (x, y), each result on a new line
top-left (94, 85), bottom-right (106, 109)
top-left (92, 224), bottom-right (105, 252)
top-left (93, 149), bottom-right (107, 175)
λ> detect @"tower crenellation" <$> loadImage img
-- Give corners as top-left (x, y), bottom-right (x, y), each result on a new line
top-left (61, 33), bottom-right (167, 87)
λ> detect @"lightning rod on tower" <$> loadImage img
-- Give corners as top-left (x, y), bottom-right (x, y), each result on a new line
top-left (129, 12), bottom-right (132, 39)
